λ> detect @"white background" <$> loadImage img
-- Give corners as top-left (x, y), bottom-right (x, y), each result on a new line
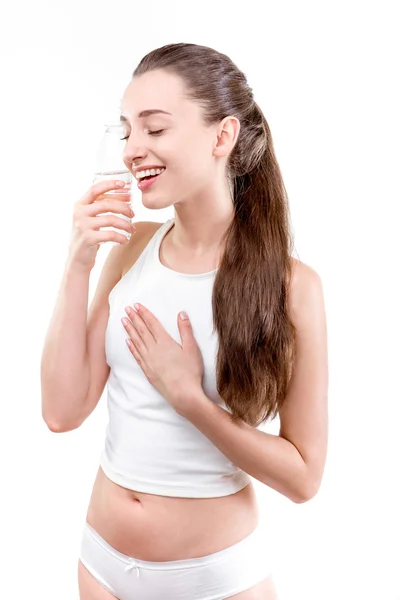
top-left (1, 1), bottom-right (399, 599)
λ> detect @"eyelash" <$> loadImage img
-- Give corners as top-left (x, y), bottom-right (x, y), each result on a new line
top-left (120, 129), bottom-right (165, 141)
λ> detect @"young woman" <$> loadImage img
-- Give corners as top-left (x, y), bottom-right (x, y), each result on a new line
top-left (41, 42), bottom-right (328, 600)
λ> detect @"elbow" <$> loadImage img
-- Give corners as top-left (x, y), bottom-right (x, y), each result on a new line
top-left (45, 421), bottom-right (65, 433)
top-left (294, 478), bottom-right (321, 504)
top-left (43, 415), bottom-right (81, 433)
top-left (293, 489), bottom-right (315, 504)
top-left (44, 420), bottom-right (65, 433)
top-left (42, 400), bottom-right (83, 433)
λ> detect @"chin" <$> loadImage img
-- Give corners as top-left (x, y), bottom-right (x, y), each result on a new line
top-left (141, 193), bottom-right (174, 210)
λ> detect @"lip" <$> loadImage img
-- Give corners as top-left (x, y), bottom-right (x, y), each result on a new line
top-left (137, 169), bottom-right (165, 191)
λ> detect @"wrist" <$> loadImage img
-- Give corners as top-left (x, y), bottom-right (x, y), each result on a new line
top-left (176, 387), bottom-right (208, 419)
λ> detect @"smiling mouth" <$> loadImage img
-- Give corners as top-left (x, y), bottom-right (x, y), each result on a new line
top-left (137, 169), bottom-right (165, 190)
top-left (134, 167), bottom-right (166, 181)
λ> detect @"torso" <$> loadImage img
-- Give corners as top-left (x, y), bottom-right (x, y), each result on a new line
top-left (85, 220), bottom-right (260, 561)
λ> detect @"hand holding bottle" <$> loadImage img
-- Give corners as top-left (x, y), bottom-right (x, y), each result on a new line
top-left (67, 179), bottom-right (136, 272)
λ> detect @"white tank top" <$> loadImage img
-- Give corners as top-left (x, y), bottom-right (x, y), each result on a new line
top-left (100, 218), bottom-right (251, 497)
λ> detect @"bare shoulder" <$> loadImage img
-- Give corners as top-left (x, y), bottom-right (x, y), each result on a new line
top-left (289, 256), bottom-right (322, 285)
top-left (128, 220), bottom-right (164, 242)
top-left (288, 257), bottom-right (325, 321)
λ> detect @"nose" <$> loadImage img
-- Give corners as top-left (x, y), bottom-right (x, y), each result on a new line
top-left (123, 148), bottom-right (148, 171)
top-left (123, 134), bottom-right (149, 170)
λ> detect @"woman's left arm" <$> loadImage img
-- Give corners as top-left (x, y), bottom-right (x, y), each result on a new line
top-left (182, 262), bottom-right (329, 504)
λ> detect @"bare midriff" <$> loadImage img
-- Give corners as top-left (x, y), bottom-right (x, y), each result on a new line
top-left (86, 220), bottom-right (259, 561)
top-left (85, 466), bottom-right (260, 561)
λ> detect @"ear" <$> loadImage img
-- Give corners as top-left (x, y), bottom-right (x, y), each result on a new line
top-left (212, 116), bottom-right (241, 158)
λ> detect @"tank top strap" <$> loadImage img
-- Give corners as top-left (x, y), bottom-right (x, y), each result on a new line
top-left (143, 218), bottom-right (175, 273)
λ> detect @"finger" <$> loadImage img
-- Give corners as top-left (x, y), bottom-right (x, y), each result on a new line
top-left (121, 317), bottom-right (143, 349)
top-left (131, 304), bottom-right (160, 340)
top-left (82, 180), bottom-right (126, 205)
top-left (125, 306), bottom-right (155, 342)
top-left (126, 338), bottom-right (143, 365)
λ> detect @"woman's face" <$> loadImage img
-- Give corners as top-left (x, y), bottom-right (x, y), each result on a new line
top-left (120, 69), bottom-right (220, 209)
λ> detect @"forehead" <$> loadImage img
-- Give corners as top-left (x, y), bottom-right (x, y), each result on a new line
top-left (120, 69), bottom-right (197, 122)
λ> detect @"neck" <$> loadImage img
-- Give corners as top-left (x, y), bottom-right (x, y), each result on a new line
top-left (169, 182), bottom-right (235, 257)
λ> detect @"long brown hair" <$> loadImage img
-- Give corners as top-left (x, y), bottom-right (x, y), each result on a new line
top-left (134, 43), bottom-right (298, 427)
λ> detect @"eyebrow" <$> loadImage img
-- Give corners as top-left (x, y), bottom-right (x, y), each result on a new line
top-left (120, 109), bottom-right (172, 122)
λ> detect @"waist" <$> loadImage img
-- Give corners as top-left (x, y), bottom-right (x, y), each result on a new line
top-left (85, 465), bottom-right (260, 561)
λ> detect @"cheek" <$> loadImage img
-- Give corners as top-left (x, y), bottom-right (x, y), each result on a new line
top-left (190, 157), bottom-right (213, 183)
top-left (166, 134), bottom-right (214, 183)
top-left (180, 143), bottom-right (211, 177)
top-left (179, 163), bottom-right (208, 187)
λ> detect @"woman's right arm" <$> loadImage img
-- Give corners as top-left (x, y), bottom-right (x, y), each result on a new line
top-left (40, 260), bottom-right (93, 431)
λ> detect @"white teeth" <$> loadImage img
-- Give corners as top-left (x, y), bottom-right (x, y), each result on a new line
top-left (135, 167), bottom-right (165, 180)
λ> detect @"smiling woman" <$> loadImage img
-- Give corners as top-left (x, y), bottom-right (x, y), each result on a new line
top-left (41, 41), bottom-right (327, 600)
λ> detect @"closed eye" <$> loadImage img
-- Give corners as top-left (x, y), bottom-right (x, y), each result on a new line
top-left (120, 129), bottom-right (165, 141)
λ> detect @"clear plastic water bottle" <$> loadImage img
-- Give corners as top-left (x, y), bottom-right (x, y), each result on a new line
top-left (93, 120), bottom-right (133, 247)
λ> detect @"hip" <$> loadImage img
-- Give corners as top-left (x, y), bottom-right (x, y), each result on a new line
top-left (85, 465), bottom-right (260, 562)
